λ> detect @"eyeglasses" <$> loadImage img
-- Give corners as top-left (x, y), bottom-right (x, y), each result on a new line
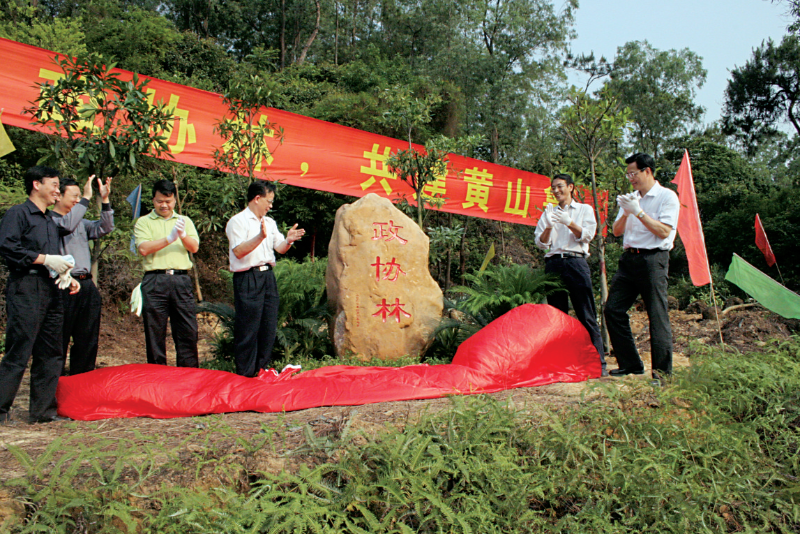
top-left (625, 169), bottom-right (644, 179)
top-left (551, 184), bottom-right (568, 191)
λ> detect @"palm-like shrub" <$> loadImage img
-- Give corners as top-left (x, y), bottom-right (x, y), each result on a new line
top-left (199, 257), bottom-right (332, 371)
top-left (425, 264), bottom-right (562, 363)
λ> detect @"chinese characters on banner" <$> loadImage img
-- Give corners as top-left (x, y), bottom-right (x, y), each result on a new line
top-left (0, 37), bottom-right (607, 228)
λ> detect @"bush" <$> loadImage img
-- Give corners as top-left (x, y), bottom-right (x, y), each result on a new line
top-left (200, 257), bottom-right (332, 371)
top-left (427, 263), bottom-right (562, 362)
top-left (10, 338), bottom-right (800, 532)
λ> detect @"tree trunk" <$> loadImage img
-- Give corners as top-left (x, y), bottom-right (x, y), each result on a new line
top-left (459, 217), bottom-right (469, 285)
top-left (490, 124), bottom-right (499, 163)
top-left (173, 171), bottom-right (203, 302)
top-left (590, 159), bottom-right (609, 355)
top-left (445, 213), bottom-right (453, 290)
top-left (296, 0), bottom-right (321, 65)
top-left (280, 0), bottom-right (287, 69)
top-left (334, 0), bottom-right (339, 65)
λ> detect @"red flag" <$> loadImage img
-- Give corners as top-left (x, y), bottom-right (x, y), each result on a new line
top-left (671, 150), bottom-right (712, 286)
top-left (755, 214), bottom-right (776, 267)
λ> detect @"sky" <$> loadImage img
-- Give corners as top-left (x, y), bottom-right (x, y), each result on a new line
top-left (569, 0), bottom-right (792, 125)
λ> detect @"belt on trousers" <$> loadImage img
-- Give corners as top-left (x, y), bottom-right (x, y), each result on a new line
top-left (236, 264), bottom-right (271, 273)
top-left (546, 252), bottom-right (586, 259)
top-left (74, 273), bottom-right (92, 280)
top-left (146, 269), bottom-right (188, 275)
top-left (624, 248), bottom-right (664, 254)
top-left (12, 267), bottom-right (48, 277)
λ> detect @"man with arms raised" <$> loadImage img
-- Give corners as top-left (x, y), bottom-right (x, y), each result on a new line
top-left (0, 166), bottom-right (80, 424)
top-left (226, 181), bottom-right (304, 377)
top-left (605, 153), bottom-right (680, 384)
top-left (51, 176), bottom-right (115, 375)
top-left (535, 173), bottom-right (606, 376)
top-left (134, 180), bottom-right (200, 368)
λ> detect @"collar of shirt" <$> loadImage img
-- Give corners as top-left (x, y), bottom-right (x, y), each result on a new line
top-left (147, 210), bottom-right (178, 221)
top-left (24, 199), bottom-right (48, 218)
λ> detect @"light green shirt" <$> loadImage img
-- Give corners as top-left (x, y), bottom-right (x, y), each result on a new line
top-left (133, 210), bottom-right (199, 271)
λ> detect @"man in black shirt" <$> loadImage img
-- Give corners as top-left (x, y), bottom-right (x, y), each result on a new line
top-left (0, 166), bottom-right (80, 424)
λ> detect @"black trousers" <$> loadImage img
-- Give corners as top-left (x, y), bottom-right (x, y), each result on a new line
top-left (0, 273), bottom-right (63, 420)
top-left (544, 256), bottom-right (606, 368)
top-left (61, 278), bottom-right (101, 375)
top-left (141, 272), bottom-right (198, 367)
top-left (604, 250), bottom-right (672, 376)
top-left (233, 268), bottom-right (279, 377)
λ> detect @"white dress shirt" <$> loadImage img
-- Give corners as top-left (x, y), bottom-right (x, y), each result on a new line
top-left (614, 181), bottom-right (680, 250)
top-left (226, 207), bottom-right (285, 272)
top-left (534, 201), bottom-right (596, 257)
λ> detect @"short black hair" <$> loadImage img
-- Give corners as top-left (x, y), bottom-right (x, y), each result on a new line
top-left (247, 180), bottom-right (277, 203)
top-left (59, 178), bottom-right (79, 195)
top-left (552, 173), bottom-right (575, 198)
top-left (152, 179), bottom-right (177, 198)
top-left (24, 166), bottom-right (59, 195)
top-left (552, 173), bottom-right (574, 187)
top-left (625, 152), bottom-right (655, 173)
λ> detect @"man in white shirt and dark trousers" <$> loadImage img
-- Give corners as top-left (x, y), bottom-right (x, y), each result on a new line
top-left (535, 173), bottom-right (607, 376)
top-left (226, 181), bottom-right (305, 377)
top-left (605, 153), bottom-right (680, 384)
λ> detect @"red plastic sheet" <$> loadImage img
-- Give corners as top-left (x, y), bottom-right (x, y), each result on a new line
top-left (56, 304), bottom-right (602, 420)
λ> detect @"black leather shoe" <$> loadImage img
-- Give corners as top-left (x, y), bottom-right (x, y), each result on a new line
top-left (28, 415), bottom-right (71, 424)
top-left (609, 368), bottom-right (645, 377)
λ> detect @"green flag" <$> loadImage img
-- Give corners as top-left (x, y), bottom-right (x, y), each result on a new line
top-left (725, 253), bottom-right (800, 319)
top-left (0, 111), bottom-right (15, 158)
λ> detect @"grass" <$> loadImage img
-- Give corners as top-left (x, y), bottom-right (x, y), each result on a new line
top-left (5, 336), bottom-right (800, 532)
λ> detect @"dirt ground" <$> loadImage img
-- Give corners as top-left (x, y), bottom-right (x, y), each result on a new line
top-left (0, 304), bottom-right (796, 513)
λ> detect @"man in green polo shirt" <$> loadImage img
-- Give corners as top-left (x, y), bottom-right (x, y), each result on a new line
top-left (133, 180), bottom-right (200, 367)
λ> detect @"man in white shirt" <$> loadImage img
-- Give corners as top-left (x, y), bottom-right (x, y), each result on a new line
top-left (226, 181), bottom-right (305, 377)
top-left (535, 173), bottom-right (606, 376)
top-left (605, 153), bottom-right (680, 382)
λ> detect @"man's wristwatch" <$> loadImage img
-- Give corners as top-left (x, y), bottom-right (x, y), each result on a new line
top-left (636, 210), bottom-right (645, 219)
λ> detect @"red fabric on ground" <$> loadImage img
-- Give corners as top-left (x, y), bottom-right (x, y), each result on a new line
top-left (56, 304), bottom-right (602, 420)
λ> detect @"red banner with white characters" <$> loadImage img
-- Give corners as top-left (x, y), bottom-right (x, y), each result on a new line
top-left (0, 37), bottom-right (607, 227)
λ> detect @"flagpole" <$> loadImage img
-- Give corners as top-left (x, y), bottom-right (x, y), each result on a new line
top-left (775, 262), bottom-right (786, 286)
top-left (708, 273), bottom-right (724, 347)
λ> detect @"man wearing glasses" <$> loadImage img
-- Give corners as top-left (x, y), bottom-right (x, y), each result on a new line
top-left (225, 181), bottom-right (305, 377)
top-left (535, 173), bottom-right (606, 376)
top-left (605, 153), bottom-right (680, 384)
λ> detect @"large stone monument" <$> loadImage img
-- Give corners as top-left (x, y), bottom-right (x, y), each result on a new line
top-left (326, 194), bottom-right (444, 361)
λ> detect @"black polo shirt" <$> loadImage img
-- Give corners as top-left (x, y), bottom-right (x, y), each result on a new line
top-left (0, 199), bottom-right (66, 272)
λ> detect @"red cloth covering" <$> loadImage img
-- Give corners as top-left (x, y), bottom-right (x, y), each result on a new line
top-left (56, 304), bottom-right (602, 420)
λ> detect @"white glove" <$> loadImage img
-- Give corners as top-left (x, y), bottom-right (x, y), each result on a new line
top-left (56, 272), bottom-right (74, 290)
top-left (541, 204), bottom-right (555, 228)
top-left (43, 254), bottom-right (74, 275)
top-left (555, 206), bottom-right (572, 227)
top-left (130, 283), bottom-right (143, 317)
top-left (616, 194), bottom-right (634, 216)
top-left (167, 218), bottom-right (185, 244)
top-left (626, 194), bottom-right (643, 218)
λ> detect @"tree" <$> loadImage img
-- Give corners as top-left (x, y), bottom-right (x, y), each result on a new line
top-left (381, 85), bottom-right (479, 229)
top-left (213, 70), bottom-right (285, 188)
top-left (26, 52), bottom-right (176, 279)
top-left (723, 36), bottom-right (800, 154)
top-left (559, 86), bottom-right (631, 352)
top-left (605, 41), bottom-right (706, 158)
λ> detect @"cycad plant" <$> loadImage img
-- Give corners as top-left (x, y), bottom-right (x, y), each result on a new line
top-left (426, 264), bottom-right (563, 362)
top-left (199, 257), bottom-right (332, 371)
